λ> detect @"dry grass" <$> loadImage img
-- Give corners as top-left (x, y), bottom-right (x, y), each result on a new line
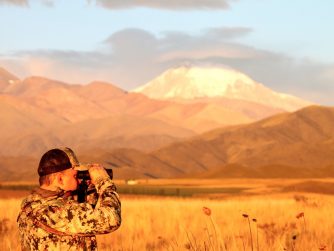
top-left (97, 194), bottom-right (334, 251)
top-left (1, 180), bottom-right (334, 250)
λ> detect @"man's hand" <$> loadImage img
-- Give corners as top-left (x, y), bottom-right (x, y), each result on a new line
top-left (88, 164), bottom-right (109, 185)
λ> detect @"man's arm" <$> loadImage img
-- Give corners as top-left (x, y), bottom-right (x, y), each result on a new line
top-left (37, 168), bottom-right (121, 235)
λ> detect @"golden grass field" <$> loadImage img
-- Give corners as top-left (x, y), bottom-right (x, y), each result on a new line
top-left (1, 179), bottom-right (334, 250)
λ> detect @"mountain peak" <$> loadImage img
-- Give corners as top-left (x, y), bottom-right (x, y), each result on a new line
top-left (133, 66), bottom-right (312, 111)
top-left (0, 67), bottom-right (19, 81)
top-left (73, 81), bottom-right (127, 102)
top-left (133, 66), bottom-right (256, 99)
top-left (0, 67), bottom-right (20, 91)
top-left (3, 76), bottom-right (69, 96)
top-left (86, 81), bottom-right (126, 94)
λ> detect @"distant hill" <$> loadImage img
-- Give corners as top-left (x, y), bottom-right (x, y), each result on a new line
top-left (150, 105), bottom-right (334, 177)
top-left (0, 67), bottom-right (19, 91)
top-left (84, 106), bottom-right (334, 179)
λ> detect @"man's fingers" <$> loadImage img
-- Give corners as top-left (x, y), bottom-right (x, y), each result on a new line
top-left (88, 164), bottom-right (109, 185)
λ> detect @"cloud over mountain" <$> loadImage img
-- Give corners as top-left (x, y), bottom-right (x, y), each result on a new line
top-left (94, 0), bottom-right (234, 10)
top-left (0, 0), bottom-right (27, 5)
top-left (0, 0), bottom-right (53, 6)
top-left (0, 0), bottom-right (234, 9)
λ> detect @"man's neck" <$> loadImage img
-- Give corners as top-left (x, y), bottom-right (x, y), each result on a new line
top-left (40, 184), bottom-right (61, 191)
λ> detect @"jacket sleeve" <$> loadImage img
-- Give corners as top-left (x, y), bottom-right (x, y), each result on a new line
top-left (38, 178), bottom-right (121, 235)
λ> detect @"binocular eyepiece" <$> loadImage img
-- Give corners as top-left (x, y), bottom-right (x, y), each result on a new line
top-left (76, 168), bottom-right (113, 180)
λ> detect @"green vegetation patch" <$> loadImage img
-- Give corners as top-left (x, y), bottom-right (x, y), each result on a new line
top-left (117, 184), bottom-right (247, 197)
top-left (0, 184), bottom-right (38, 191)
top-left (0, 183), bottom-right (248, 197)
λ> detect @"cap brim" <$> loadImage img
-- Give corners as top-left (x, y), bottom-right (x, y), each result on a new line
top-left (73, 163), bottom-right (90, 171)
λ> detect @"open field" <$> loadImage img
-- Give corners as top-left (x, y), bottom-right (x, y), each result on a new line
top-left (3, 178), bottom-right (334, 197)
top-left (1, 179), bottom-right (334, 250)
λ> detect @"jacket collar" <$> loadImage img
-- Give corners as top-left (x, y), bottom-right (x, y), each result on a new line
top-left (32, 187), bottom-right (65, 198)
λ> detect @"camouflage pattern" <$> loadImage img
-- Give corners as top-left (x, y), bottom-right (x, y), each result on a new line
top-left (17, 178), bottom-right (121, 251)
top-left (62, 147), bottom-right (82, 169)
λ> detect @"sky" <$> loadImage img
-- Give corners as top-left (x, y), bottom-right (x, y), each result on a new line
top-left (0, 0), bottom-right (333, 105)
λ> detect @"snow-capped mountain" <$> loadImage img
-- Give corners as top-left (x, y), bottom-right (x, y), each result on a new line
top-left (133, 66), bottom-right (312, 111)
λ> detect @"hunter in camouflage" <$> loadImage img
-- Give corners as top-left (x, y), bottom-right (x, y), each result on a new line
top-left (17, 148), bottom-right (121, 251)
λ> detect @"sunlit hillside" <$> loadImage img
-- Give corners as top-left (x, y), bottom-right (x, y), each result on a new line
top-left (73, 106), bottom-right (334, 180)
top-left (0, 66), bottom-right (316, 181)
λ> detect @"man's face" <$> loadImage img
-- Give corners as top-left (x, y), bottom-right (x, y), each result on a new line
top-left (60, 168), bottom-right (78, 191)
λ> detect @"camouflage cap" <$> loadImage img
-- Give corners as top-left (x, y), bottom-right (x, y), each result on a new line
top-left (38, 147), bottom-right (87, 176)
top-left (38, 149), bottom-right (72, 176)
top-left (62, 147), bottom-right (89, 171)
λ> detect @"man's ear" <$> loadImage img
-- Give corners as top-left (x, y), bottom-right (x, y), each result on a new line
top-left (56, 173), bottom-right (63, 185)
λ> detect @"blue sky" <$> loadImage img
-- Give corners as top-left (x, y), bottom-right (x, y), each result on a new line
top-left (0, 0), bottom-right (333, 104)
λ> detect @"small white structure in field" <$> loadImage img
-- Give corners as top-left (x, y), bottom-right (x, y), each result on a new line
top-left (126, 179), bottom-right (138, 185)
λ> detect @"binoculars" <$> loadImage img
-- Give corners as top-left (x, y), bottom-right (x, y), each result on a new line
top-left (77, 168), bottom-right (113, 180)
top-left (76, 168), bottom-right (113, 203)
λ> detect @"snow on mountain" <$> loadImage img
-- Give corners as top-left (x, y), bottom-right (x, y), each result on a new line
top-left (133, 66), bottom-right (312, 111)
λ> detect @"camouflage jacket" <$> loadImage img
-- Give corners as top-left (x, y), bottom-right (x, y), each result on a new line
top-left (17, 178), bottom-right (121, 251)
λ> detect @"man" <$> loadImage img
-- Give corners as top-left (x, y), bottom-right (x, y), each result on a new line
top-left (17, 147), bottom-right (121, 251)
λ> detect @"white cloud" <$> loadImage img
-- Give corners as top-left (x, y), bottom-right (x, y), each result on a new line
top-left (203, 27), bottom-right (252, 40)
top-left (0, 0), bottom-right (54, 6)
top-left (93, 0), bottom-right (235, 10)
top-left (0, 0), bottom-right (28, 6)
top-left (1, 0), bottom-right (235, 9)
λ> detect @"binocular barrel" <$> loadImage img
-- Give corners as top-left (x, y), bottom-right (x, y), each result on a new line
top-left (76, 168), bottom-right (113, 180)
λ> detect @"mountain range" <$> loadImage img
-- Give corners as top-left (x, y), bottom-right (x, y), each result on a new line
top-left (73, 105), bottom-right (334, 179)
top-left (1, 66), bottom-right (330, 181)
